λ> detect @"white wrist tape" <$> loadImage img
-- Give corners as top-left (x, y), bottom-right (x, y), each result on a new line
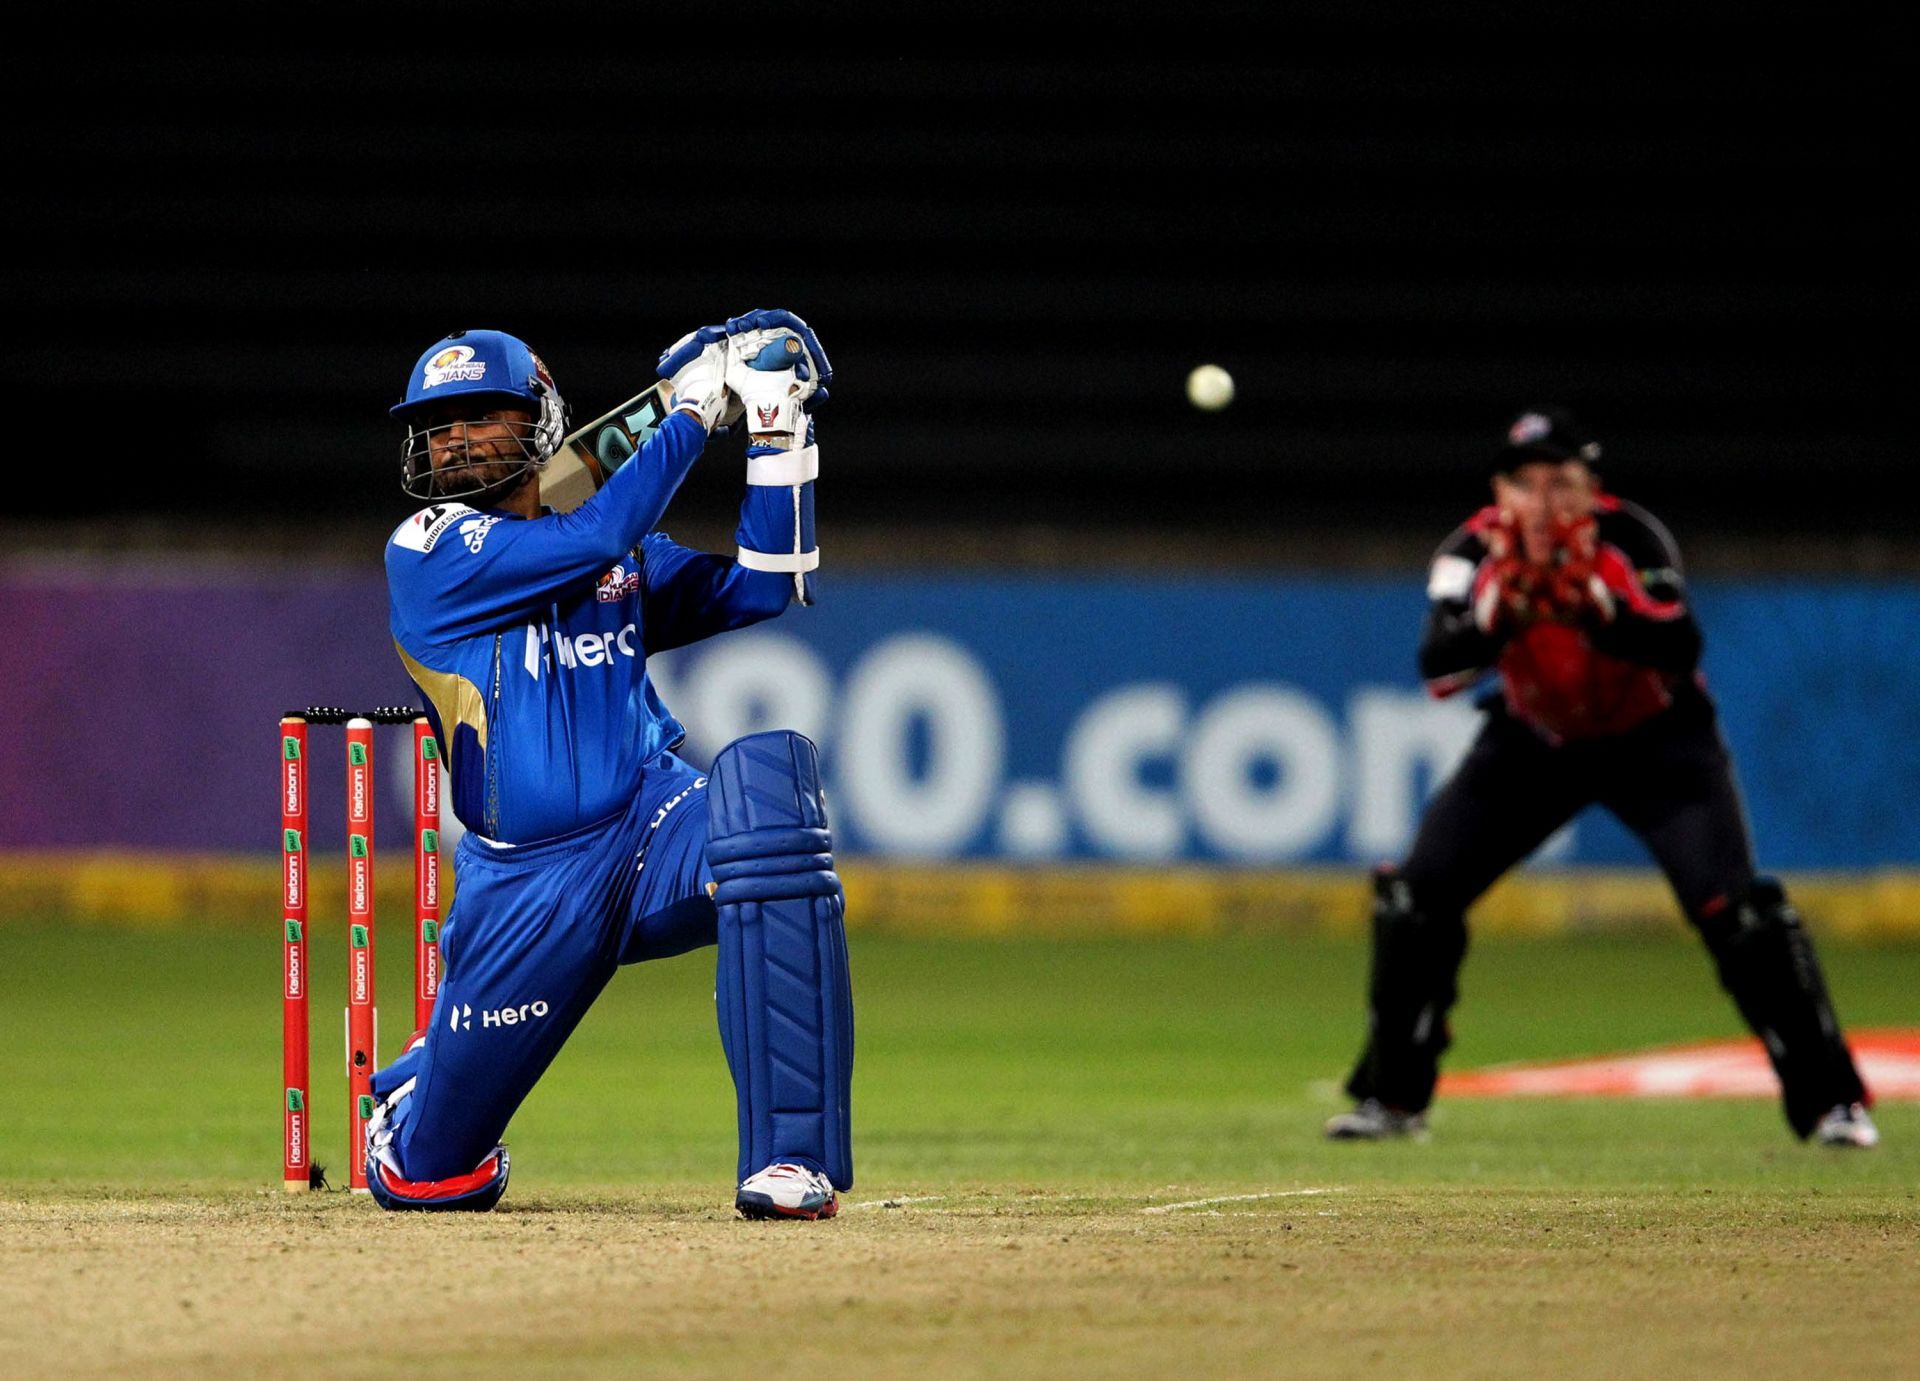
top-left (737, 546), bottom-right (820, 573)
top-left (745, 444), bottom-right (819, 487)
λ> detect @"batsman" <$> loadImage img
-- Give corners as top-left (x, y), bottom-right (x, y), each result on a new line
top-left (362, 310), bottom-right (853, 1216)
top-left (1326, 407), bottom-right (1876, 1148)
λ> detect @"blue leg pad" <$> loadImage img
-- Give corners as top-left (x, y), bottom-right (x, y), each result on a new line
top-left (709, 731), bottom-right (854, 1191)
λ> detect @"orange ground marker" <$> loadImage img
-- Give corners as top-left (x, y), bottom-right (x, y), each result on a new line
top-left (1439, 1028), bottom-right (1920, 1100)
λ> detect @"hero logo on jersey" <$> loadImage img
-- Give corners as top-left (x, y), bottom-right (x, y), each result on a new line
top-left (522, 621), bottom-right (639, 678)
top-left (459, 516), bottom-right (501, 554)
top-left (422, 346), bottom-right (487, 389)
top-left (596, 563), bottom-right (640, 603)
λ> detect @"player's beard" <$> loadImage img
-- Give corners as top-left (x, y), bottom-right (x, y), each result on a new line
top-left (422, 436), bottom-right (540, 508)
top-left (436, 459), bottom-right (537, 509)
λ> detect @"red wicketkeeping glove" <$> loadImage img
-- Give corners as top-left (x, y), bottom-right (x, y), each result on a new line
top-left (1536, 514), bottom-right (1614, 624)
top-left (1472, 518), bottom-right (1547, 632)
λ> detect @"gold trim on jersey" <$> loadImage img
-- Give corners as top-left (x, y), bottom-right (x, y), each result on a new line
top-left (394, 643), bottom-right (489, 752)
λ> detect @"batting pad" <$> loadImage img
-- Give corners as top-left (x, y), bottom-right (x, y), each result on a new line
top-left (708, 731), bottom-right (854, 1190)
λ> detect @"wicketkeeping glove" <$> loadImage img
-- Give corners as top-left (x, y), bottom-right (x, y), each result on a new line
top-left (1472, 518), bottom-right (1544, 632)
top-left (1537, 515), bottom-right (1615, 624)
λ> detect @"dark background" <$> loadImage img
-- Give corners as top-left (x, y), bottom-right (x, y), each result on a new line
top-left (7, 2), bottom-right (1907, 568)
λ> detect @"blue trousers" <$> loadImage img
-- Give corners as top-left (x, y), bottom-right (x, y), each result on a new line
top-left (369, 752), bottom-right (715, 1181)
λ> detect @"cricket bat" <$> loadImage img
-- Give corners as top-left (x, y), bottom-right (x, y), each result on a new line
top-left (541, 380), bottom-right (676, 514)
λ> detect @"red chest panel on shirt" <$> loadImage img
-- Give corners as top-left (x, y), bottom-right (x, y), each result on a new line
top-left (1497, 624), bottom-right (1674, 741)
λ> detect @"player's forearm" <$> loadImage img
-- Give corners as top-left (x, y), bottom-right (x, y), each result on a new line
top-left (1418, 602), bottom-right (1505, 692)
top-left (553, 410), bottom-right (708, 555)
top-left (714, 565), bottom-right (795, 626)
top-left (1582, 544), bottom-right (1700, 672)
top-left (1587, 608), bottom-right (1702, 673)
top-left (734, 444), bottom-right (818, 607)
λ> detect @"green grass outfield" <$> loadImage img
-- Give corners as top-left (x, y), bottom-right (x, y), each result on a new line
top-left (2, 925), bottom-right (1917, 1377)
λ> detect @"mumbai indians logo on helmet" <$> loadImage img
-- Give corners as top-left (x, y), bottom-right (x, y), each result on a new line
top-left (422, 345), bottom-right (488, 390)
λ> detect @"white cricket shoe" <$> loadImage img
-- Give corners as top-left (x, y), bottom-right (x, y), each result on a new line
top-left (1325, 1098), bottom-right (1429, 1141)
top-left (736, 1162), bottom-right (839, 1220)
top-left (1813, 1102), bottom-right (1880, 1148)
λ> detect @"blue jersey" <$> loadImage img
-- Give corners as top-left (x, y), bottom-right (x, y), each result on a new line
top-left (386, 411), bottom-right (793, 843)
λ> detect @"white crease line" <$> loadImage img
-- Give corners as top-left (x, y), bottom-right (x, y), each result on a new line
top-left (844, 1195), bottom-right (948, 1211)
top-left (1142, 1187), bottom-right (1344, 1215)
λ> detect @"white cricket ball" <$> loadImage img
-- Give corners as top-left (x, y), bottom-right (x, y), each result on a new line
top-left (1186, 363), bottom-right (1235, 411)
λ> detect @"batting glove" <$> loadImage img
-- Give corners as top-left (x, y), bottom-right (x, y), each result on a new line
top-left (657, 326), bottom-right (738, 434)
top-left (722, 309), bottom-right (832, 450)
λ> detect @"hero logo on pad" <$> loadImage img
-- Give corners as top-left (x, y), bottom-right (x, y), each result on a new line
top-left (422, 345), bottom-right (487, 390)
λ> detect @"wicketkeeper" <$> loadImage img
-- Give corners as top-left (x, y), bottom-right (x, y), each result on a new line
top-left (1326, 407), bottom-right (1876, 1147)
top-left (362, 310), bottom-right (854, 1215)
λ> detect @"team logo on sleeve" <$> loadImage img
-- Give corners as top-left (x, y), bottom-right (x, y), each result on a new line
top-left (596, 563), bottom-right (640, 602)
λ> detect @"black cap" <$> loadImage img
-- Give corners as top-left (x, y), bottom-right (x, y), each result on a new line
top-left (1494, 406), bottom-right (1602, 474)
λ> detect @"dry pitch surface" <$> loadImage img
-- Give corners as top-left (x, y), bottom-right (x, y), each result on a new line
top-left (4, 1184), bottom-right (1915, 1378)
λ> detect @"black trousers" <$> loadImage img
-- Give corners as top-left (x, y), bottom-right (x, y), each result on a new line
top-left (1345, 691), bottom-right (1865, 1128)
top-left (1405, 692), bottom-right (1753, 922)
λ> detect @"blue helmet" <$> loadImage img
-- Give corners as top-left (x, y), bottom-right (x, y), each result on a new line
top-left (392, 330), bottom-right (569, 500)
top-left (392, 329), bottom-right (562, 421)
